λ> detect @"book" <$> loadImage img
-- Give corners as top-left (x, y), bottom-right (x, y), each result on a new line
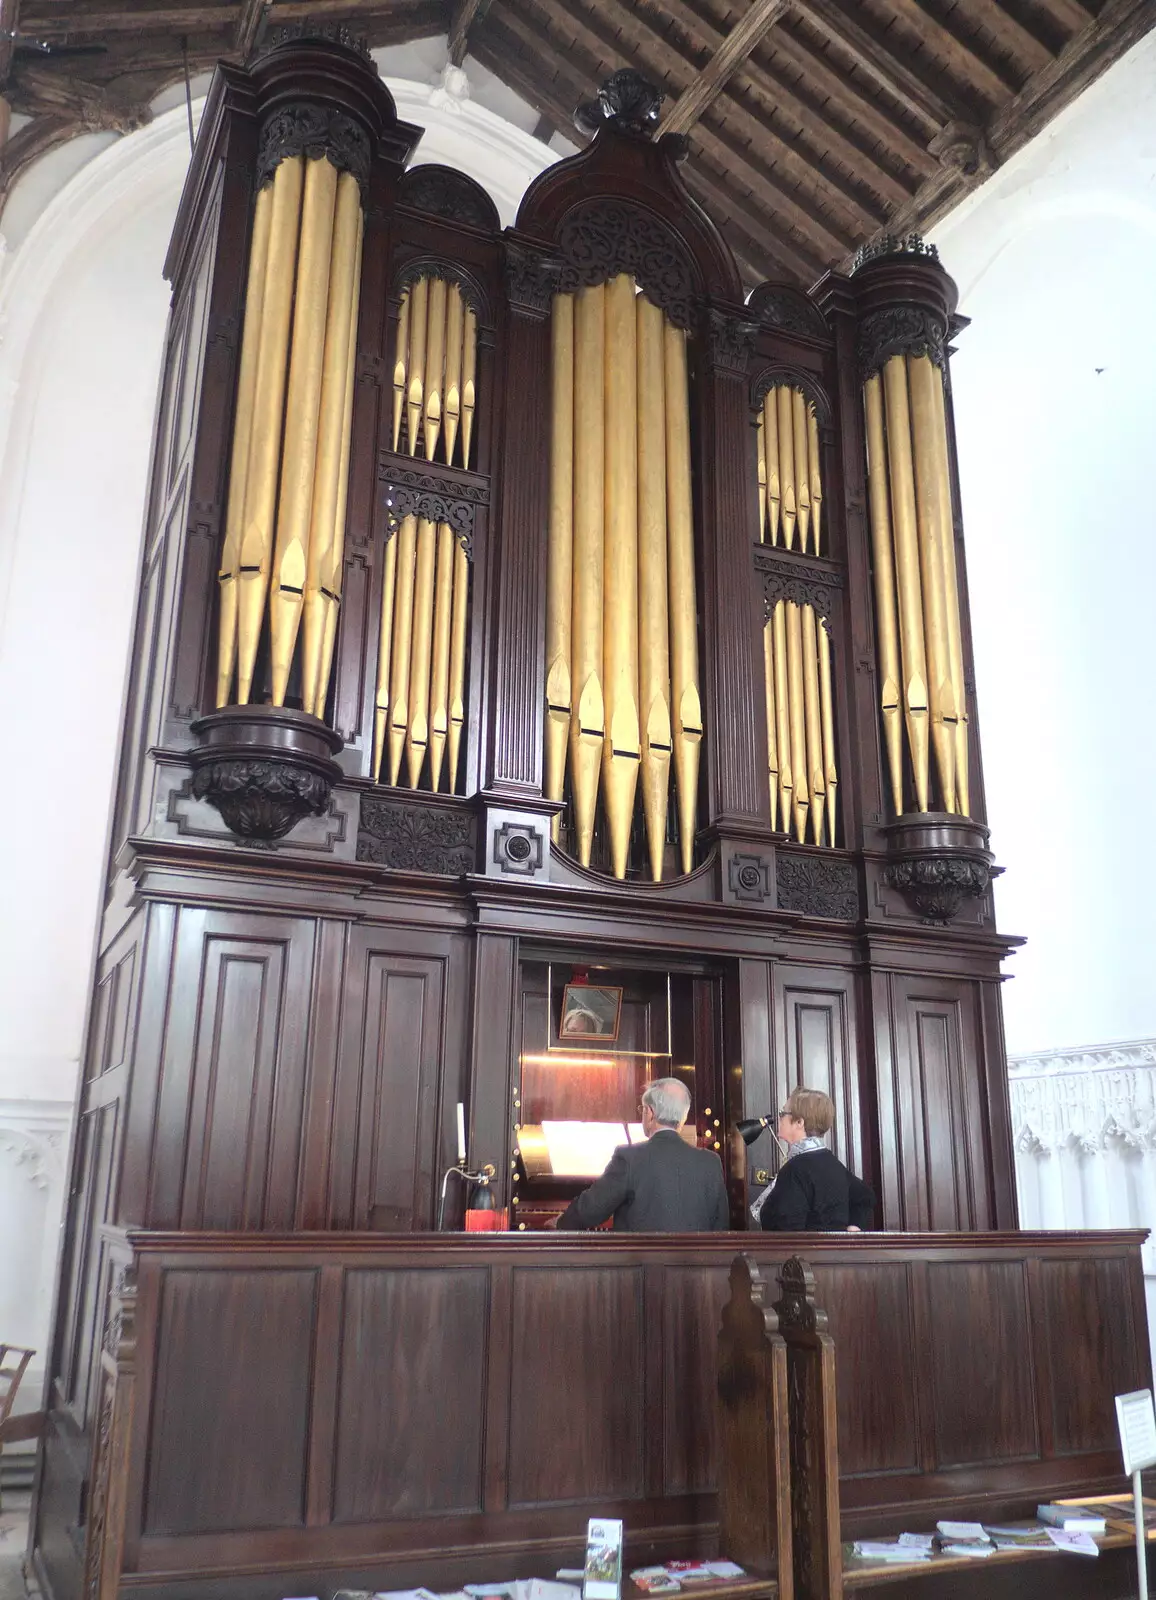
top-left (584, 1518), bottom-right (624, 1600)
top-left (1045, 1529), bottom-right (1099, 1557)
top-left (896, 1534), bottom-right (934, 1552)
top-left (628, 1573), bottom-right (680, 1595)
top-left (851, 1541), bottom-right (930, 1563)
top-left (937, 1541), bottom-right (995, 1558)
top-left (984, 1526), bottom-right (1054, 1550)
top-left (1037, 1504), bottom-right (1107, 1533)
top-left (935, 1521), bottom-right (989, 1542)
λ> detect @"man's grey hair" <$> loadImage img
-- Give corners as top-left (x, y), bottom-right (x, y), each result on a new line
top-left (642, 1078), bottom-right (692, 1127)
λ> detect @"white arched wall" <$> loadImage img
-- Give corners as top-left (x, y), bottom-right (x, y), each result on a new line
top-left (0, 57), bottom-right (556, 1394)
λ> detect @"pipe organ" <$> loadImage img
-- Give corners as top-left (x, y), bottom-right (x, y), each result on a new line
top-left (41, 40), bottom-right (1023, 1600)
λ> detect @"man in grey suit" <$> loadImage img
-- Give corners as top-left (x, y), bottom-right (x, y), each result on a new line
top-left (556, 1079), bottom-right (731, 1232)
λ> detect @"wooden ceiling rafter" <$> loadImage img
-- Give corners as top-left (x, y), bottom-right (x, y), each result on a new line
top-left (790, 0), bottom-right (955, 128)
top-left (881, 0), bottom-right (1024, 104)
top-left (234, 0), bottom-right (269, 57)
top-left (447, 0), bottom-right (489, 66)
top-left (658, 0), bottom-right (789, 136)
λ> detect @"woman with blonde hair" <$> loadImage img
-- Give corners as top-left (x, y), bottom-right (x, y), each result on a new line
top-left (756, 1086), bottom-right (874, 1232)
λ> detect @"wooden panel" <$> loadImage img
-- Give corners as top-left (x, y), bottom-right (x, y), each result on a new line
top-left (147, 909), bottom-right (316, 1230)
top-left (332, 1267), bottom-right (488, 1520)
top-left (776, 965), bottom-right (861, 1170)
top-left (926, 1261), bottom-right (1038, 1467)
top-left (58, 1099), bottom-right (119, 1421)
top-left (330, 936), bottom-right (448, 1231)
top-left (811, 1261), bottom-right (919, 1477)
top-left (661, 1266), bottom-right (729, 1495)
top-left (1037, 1258), bottom-right (1141, 1455)
top-left (144, 1268), bottom-right (317, 1534)
top-left (507, 1266), bottom-right (644, 1505)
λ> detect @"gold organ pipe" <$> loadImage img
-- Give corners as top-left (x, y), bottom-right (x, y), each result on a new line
top-left (269, 154), bottom-right (338, 708)
top-left (765, 391), bottom-right (781, 544)
top-left (217, 181), bottom-right (273, 708)
top-left (907, 352), bottom-right (956, 812)
top-left (793, 388), bottom-right (811, 553)
top-left (601, 273), bottom-right (641, 881)
top-left (387, 513), bottom-right (417, 785)
top-left (772, 600), bottom-right (792, 831)
top-left (776, 385), bottom-right (796, 549)
top-left (818, 617), bottom-right (838, 847)
top-left (786, 599), bottom-right (808, 843)
top-left (881, 353), bottom-right (930, 812)
top-left (443, 284), bottom-right (464, 467)
top-left (802, 602), bottom-right (826, 845)
top-left (316, 203), bottom-right (364, 718)
top-left (570, 284), bottom-right (606, 866)
top-left (545, 293), bottom-right (574, 842)
top-left (863, 373), bottom-right (904, 817)
top-left (756, 412), bottom-right (767, 542)
top-left (406, 516), bottom-right (437, 787)
top-left (302, 168), bottom-right (360, 718)
top-left (392, 288), bottom-right (409, 453)
top-left (664, 321), bottom-right (702, 876)
top-left (429, 522), bottom-right (454, 790)
top-left (636, 291), bottom-right (672, 883)
top-left (931, 366), bottom-right (969, 815)
top-left (447, 540), bottom-right (469, 791)
top-left (406, 275), bottom-right (428, 455)
top-left (423, 275), bottom-right (447, 461)
top-left (764, 620), bottom-right (778, 832)
top-left (808, 405), bottom-right (823, 556)
top-left (372, 531), bottom-right (398, 782)
top-left (462, 305), bottom-right (477, 467)
top-left (236, 154), bottom-right (304, 705)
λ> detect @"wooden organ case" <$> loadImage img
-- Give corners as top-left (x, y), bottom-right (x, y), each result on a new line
top-left (34, 29), bottom-right (1030, 1600)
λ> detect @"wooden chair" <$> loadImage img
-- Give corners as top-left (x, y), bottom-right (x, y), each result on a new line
top-left (0, 1344), bottom-right (40, 1511)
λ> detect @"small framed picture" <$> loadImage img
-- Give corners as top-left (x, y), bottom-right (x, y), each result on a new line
top-left (559, 983), bottom-right (623, 1042)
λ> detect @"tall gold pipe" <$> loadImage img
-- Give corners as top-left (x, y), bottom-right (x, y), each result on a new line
top-left (217, 182), bottom-right (273, 708)
top-left (406, 515), bottom-right (436, 787)
top-left (443, 284), bottom-right (464, 468)
top-left (863, 373), bottom-right (904, 818)
top-left (462, 305), bottom-right (477, 467)
top-left (808, 405), bottom-right (823, 557)
top-left (636, 291), bottom-right (671, 883)
top-left (392, 288), bottom-right (409, 453)
top-left (931, 367), bottom-right (969, 815)
top-left (569, 283), bottom-right (606, 867)
top-left (601, 274), bottom-right (640, 881)
top-left (424, 275), bottom-right (447, 462)
top-left (773, 600), bottom-right (792, 831)
top-left (664, 321), bottom-right (701, 876)
top-left (387, 513), bottom-right (417, 785)
top-left (372, 531), bottom-right (399, 782)
top-left (545, 292), bottom-right (574, 843)
top-left (316, 204), bottom-right (364, 718)
top-left (908, 352), bottom-right (956, 812)
top-left (802, 603), bottom-right (826, 845)
top-left (302, 169), bottom-right (360, 718)
top-left (764, 620), bottom-right (778, 832)
top-left (448, 539), bottom-right (469, 791)
top-left (269, 154), bottom-right (338, 707)
top-left (756, 411), bottom-right (767, 542)
top-left (777, 385), bottom-right (797, 550)
top-left (429, 522), bottom-right (454, 790)
top-left (881, 354), bottom-right (930, 812)
top-left (818, 617), bottom-right (838, 847)
top-left (405, 276), bottom-right (428, 456)
top-left (793, 388), bottom-right (812, 554)
top-left (765, 391), bottom-right (781, 544)
top-left (236, 154), bottom-right (304, 705)
top-left (786, 599), bottom-right (808, 842)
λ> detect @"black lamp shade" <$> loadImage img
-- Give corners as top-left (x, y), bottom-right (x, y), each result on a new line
top-left (737, 1116), bottom-right (771, 1146)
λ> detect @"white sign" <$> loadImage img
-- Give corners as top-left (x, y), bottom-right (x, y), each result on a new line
top-left (1116, 1389), bottom-right (1156, 1475)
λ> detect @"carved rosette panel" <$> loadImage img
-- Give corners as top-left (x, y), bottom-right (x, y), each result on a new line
top-left (379, 461), bottom-right (487, 558)
top-left (755, 550), bottom-right (843, 624)
top-left (705, 307), bottom-right (758, 377)
top-left (357, 795), bottom-right (476, 874)
top-left (256, 102), bottom-right (372, 196)
top-left (555, 202), bottom-right (696, 331)
top-left (883, 854), bottom-right (992, 924)
top-left (775, 852), bottom-right (858, 920)
top-left (857, 307), bottom-right (947, 381)
top-left (727, 852), bottom-right (774, 905)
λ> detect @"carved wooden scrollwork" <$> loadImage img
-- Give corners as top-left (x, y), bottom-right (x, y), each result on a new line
top-left (775, 851), bottom-right (858, 920)
top-left (380, 461), bottom-right (487, 559)
top-left (256, 102), bottom-right (372, 196)
top-left (748, 284), bottom-right (828, 339)
top-left (503, 240), bottom-right (562, 319)
top-left (357, 796), bottom-right (476, 874)
top-left (555, 201), bottom-right (696, 331)
top-left (573, 69), bottom-right (663, 137)
top-left (857, 307), bottom-right (947, 381)
top-left (752, 365), bottom-right (832, 428)
top-left (755, 548), bottom-right (843, 622)
top-left (399, 164), bottom-right (500, 232)
top-left (705, 306), bottom-right (758, 376)
top-left (396, 257), bottom-right (486, 319)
